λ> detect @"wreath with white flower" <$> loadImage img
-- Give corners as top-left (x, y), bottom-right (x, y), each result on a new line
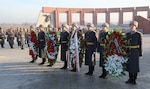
top-left (46, 31), bottom-right (59, 66)
top-left (103, 29), bottom-right (128, 78)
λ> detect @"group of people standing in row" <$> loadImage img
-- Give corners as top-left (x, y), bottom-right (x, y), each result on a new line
top-left (0, 27), bottom-right (31, 49)
top-left (27, 20), bottom-right (142, 85)
top-left (0, 21), bottom-right (143, 85)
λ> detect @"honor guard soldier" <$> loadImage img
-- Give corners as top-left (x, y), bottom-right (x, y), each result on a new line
top-left (29, 26), bottom-right (38, 63)
top-left (46, 24), bottom-right (59, 67)
top-left (38, 25), bottom-right (46, 65)
top-left (69, 23), bottom-right (85, 72)
top-left (60, 24), bottom-right (70, 69)
top-left (0, 27), bottom-right (5, 48)
top-left (6, 28), bottom-right (15, 48)
top-left (85, 23), bottom-right (97, 76)
top-left (18, 28), bottom-right (25, 49)
top-left (98, 23), bottom-right (109, 79)
top-left (125, 21), bottom-right (143, 84)
top-left (15, 28), bottom-right (21, 46)
top-left (25, 29), bottom-right (30, 47)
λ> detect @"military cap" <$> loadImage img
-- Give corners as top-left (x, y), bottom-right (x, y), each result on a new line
top-left (62, 23), bottom-right (68, 28)
top-left (48, 24), bottom-right (53, 28)
top-left (87, 23), bottom-right (94, 28)
top-left (39, 24), bottom-right (44, 28)
top-left (72, 23), bottom-right (78, 27)
top-left (30, 25), bottom-right (33, 28)
top-left (129, 21), bottom-right (138, 28)
top-left (102, 23), bottom-right (109, 28)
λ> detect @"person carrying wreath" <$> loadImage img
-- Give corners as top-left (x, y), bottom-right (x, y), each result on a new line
top-left (98, 23), bottom-right (109, 79)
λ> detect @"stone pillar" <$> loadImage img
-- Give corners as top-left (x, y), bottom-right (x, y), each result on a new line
top-left (80, 11), bottom-right (84, 25)
top-left (119, 10), bottom-right (123, 24)
top-left (93, 11), bottom-right (97, 25)
top-left (148, 9), bottom-right (150, 18)
top-left (55, 10), bottom-right (59, 28)
top-left (106, 10), bottom-right (110, 24)
top-left (133, 9), bottom-right (137, 20)
top-left (67, 10), bottom-right (71, 25)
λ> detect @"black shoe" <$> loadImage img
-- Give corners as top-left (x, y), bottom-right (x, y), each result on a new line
top-left (60, 66), bottom-right (67, 69)
top-left (99, 74), bottom-right (108, 79)
top-left (85, 72), bottom-right (93, 76)
top-left (131, 80), bottom-right (137, 85)
top-left (71, 69), bottom-right (76, 72)
top-left (47, 64), bottom-right (53, 67)
top-left (125, 79), bottom-right (132, 84)
top-left (39, 62), bottom-right (45, 65)
top-left (29, 60), bottom-right (34, 63)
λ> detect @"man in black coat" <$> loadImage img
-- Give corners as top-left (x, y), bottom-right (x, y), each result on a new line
top-left (85, 23), bottom-right (97, 76)
top-left (126, 21), bottom-right (143, 85)
top-left (98, 23), bottom-right (109, 79)
top-left (60, 24), bottom-right (70, 69)
top-left (38, 25), bottom-right (46, 65)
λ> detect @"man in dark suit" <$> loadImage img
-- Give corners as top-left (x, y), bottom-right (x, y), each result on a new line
top-left (126, 21), bottom-right (143, 85)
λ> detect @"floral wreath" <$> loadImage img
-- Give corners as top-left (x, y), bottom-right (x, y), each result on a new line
top-left (46, 31), bottom-right (59, 66)
top-left (103, 29), bottom-right (128, 78)
top-left (69, 29), bottom-right (85, 69)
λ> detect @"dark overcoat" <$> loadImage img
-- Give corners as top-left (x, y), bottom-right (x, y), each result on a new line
top-left (85, 30), bottom-right (97, 66)
top-left (38, 30), bottom-right (46, 58)
top-left (97, 30), bottom-right (108, 67)
top-left (126, 31), bottom-right (143, 73)
top-left (60, 31), bottom-right (69, 61)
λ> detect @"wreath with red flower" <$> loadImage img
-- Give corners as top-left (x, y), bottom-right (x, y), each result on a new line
top-left (46, 31), bottom-right (59, 66)
top-left (103, 29), bottom-right (128, 78)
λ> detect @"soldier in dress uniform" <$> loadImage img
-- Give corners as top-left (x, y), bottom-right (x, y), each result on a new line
top-left (0, 27), bottom-right (5, 48)
top-left (98, 23), bottom-right (109, 79)
top-left (18, 28), bottom-right (25, 49)
top-left (85, 23), bottom-right (97, 76)
top-left (15, 28), bottom-right (21, 46)
top-left (25, 29), bottom-right (30, 47)
top-left (69, 23), bottom-right (85, 72)
top-left (29, 26), bottom-right (38, 63)
top-left (38, 25), bottom-right (46, 65)
top-left (6, 28), bottom-right (15, 48)
top-left (125, 21), bottom-right (143, 85)
top-left (60, 24), bottom-right (70, 69)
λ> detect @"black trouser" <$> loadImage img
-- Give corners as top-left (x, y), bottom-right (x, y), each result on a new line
top-left (102, 66), bottom-right (107, 76)
top-left (1, 43), bottom-right (4, 48)
top-left (89, 66), bottom-right (95, 74)
top-left (129, 72), bottom-right (137, 81)
top-left (64, 61), bottom-right (68, 68)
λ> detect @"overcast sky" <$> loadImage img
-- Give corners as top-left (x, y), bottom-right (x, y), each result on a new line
top-left (0, 0), bottom-right (150, 24)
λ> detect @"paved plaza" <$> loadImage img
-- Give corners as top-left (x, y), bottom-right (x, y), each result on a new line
top-left (0, 35), bottom-right (150, 89)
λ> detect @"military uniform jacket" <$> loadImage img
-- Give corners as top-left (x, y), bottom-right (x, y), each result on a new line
top-left (98, 30), bottom-right (108, 66)
top-left (60, 31), bottom-right (69, 61)
top-left (126, 31), bottom-right (143, 73)
top-left (0, 32), bottom-right (5, 44)
top-left (85, 30), bottom-right (97, 66)
top-left (6, 31), bottom-right (14, 45)
top-left (38, 30), bottom-right (46, 58)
